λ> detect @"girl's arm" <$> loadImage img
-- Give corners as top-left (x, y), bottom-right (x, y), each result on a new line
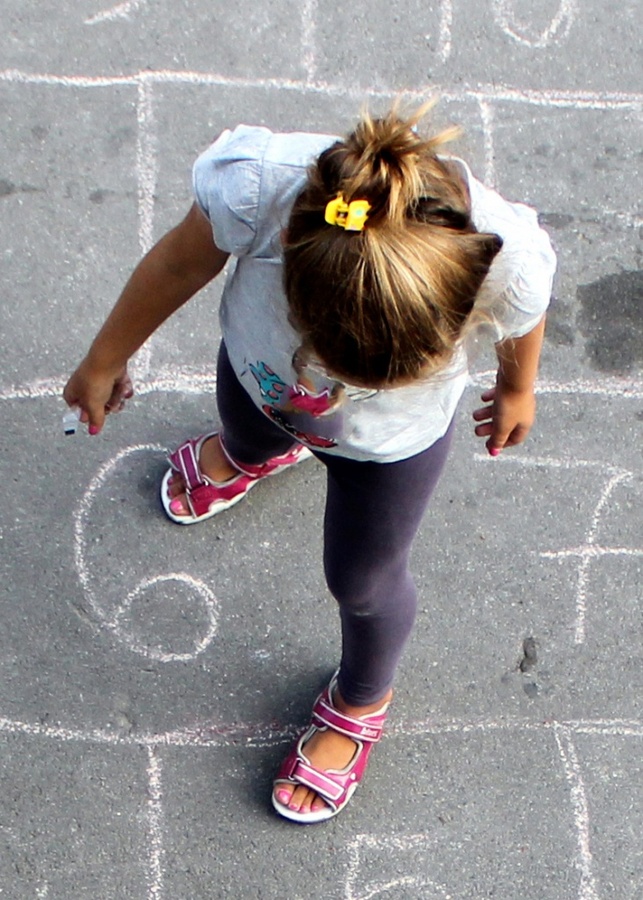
top-left (472, 316), bottom-right (546, 455)
top-left (64, 203), bottom-right (229, 433)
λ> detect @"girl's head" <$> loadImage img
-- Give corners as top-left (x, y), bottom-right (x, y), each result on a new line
top-left (283, 102), bottom-right (503, 387)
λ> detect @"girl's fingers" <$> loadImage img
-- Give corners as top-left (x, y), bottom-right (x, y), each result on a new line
top-left (473, 388), bottom-right (496, 421)
top-left (474, 422), bottom-right (493, 437)
top-left (105, 375), bottom-right (134, 412)
top-left (472, 405), bottom-right (493, 422)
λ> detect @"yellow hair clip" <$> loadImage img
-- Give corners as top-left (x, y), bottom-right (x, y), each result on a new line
top-left (324, 193), bottom-right (371, 231)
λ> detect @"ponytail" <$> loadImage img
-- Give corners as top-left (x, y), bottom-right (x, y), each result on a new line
top-left (284, 102), bottom-right (502, 386)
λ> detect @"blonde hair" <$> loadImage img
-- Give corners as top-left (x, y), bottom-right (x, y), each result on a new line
top-left (283, 102), bottom-right (502, 386)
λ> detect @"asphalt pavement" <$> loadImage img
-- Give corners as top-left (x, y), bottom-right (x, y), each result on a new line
top-left (1, 1), bottom-right (642, 897)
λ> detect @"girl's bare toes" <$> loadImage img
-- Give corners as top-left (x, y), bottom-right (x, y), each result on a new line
top-left (167, 476), bottom-right (186, 498)
top-left (287, 785), bottom-right (308, 811)
top-left (273, 783), bottom-right (328, 815)
top-left (310, 794), bottom-right (328, 812)
top-left (274, 786), bottom-right (293, 808)
top-left (168, 493), bottom-right (189, 516)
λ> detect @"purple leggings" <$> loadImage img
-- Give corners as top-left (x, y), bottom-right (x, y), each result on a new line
top-left (217, 344), bottom-right (453, 705)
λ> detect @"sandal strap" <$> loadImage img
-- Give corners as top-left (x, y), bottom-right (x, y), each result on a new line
top-left (168, 436), bottom-right (209, 492)
top-left (273, 678), bottom-right (390, 817)
top-left (283, 757), bottom-right (346, 804)
top-left (311, 692), bottom-right (385, 743)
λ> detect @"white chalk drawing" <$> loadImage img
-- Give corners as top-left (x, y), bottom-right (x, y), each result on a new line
top-left (4, 383), bottom-right (638, 900)
top-left (345, 834), bottom-right (451, 900)
top-left (301, 0), bottom-right (318, 82)
top-left (2, 70), bottom-right (642, 112)
top-left (540, 469), bottom-right (641, 645)
top-left (135, 80), bottom-right (157, 262)
top-left (2, 29), bottom-right (642, 900)
top-left (437, 0), bottom-right (453, 63)
top-left (554, 726), bottom-right (600, 900)
top-left (478, 99), bottom-right (496, 186)
top-left (74, 443), bottom-right (219, 662)
top-left (434, 0), bottom-right (578, 61)
top-left (85, 0), bottom-right (155, 26)
top-left (3, 370), bottom-right (643, 405)
top-left (84, 0), bottom-right (578, 61)
top-left (491, 0), bottom-right (579, 48)
top-left (146, 746), bottom-right (165, 900)
top-left (130, 79), bottom-right (158, 379)
top-left (1, 712), bottom-right (641, 900)
top-left (2, 367), bottom-right (641, 665)
top-left (473, 451), bottom-right (643, 647)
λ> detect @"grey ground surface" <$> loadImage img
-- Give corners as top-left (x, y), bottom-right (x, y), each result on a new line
top-left (1, 2), bottom-right (642, 898)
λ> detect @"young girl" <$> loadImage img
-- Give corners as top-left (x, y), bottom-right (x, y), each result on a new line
top-left (64, 103), bottom-right (556, 824)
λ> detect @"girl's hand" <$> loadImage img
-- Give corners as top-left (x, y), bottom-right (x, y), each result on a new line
top-left (472, 377), bottom-right (536, 456)
top-left (63, 358), bottom-right (133, 435)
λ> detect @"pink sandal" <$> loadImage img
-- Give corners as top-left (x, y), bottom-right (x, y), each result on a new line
top-left (160, 432), bottom-right (310, 524)
top-left (272, 674), bottom-right (390, 824)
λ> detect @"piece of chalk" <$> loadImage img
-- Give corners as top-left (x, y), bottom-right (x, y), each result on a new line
top-left (62, 407), bottom-right (81, 436)
top-left (489, 447), bottom-right (501, 457)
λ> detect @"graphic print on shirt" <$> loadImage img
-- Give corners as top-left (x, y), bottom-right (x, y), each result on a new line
top-left (248, 360), bottom-right (344, 449)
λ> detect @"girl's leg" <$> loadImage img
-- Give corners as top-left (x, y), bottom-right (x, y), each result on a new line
top-left (277, 424), bottom-right (454, 814)
top-left (167, 343), bottom-right (299, 513)
top-left (322, 425), bottom-right (454, 705)
top-left (216, 341), bottom-right (298, 465)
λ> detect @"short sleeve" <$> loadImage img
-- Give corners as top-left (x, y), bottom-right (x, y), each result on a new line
top-left (460, 160), bottom-right (557, 341)
top-left (495, 224), bottom-right (557, 339)
top-left (192, 125), bottom-right (272, 257)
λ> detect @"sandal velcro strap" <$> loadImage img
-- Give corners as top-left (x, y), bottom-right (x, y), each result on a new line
top-left (285, 758), bottom-right (345, 804)
top-left (185, 482), bottom-right (217, 518)
top-left (171, 439), bottom-right (207, 492)
top-left (312, 695), bottom-right (384, 743)
top-left (272, 676), bottom-right (391, 822)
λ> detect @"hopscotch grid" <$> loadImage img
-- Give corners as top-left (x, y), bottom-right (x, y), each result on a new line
top-left (73, 443), bottom-right (220, 663)
top-left (2, 71), bottom-right (641, 391)
top-left (80, 0), bottom-right (583, 55)
top-left (478, 98), bottom-right (496, 187)
top-left (2, 11), bottom-right (641, 894)
top-left (492, 0), bottom-right (580, 48)
top-left (135, 81), bottom-right (157, 261)
top-left (437, 0), bottom-right (453, 63)
top-left (346, 834), bottom-right (452, 900)
top-left (554, 724), bottom-right (600, 900)
top-left (0, 393), bottom-right (633, 898)
top-left (132, 79), bottom-right (158, 378)
top-left (146, 746), bottom-right (165, 900)
top-left (2, 713), bottom-right (643, 748)
top-left (301, 0), bottom-right (318, 83)
top-left (85, 0), bottom-right (154, 26)
top-left (4, 383), bottom-right (641, 668)
top-left (566, 471), bottom-right (635, 644)
top-left (2, 69), bottom-right (643, 108)
top-left (474, 453), bottom-right (641, 647)
top-left (2, 370), bottom-right (643, 403)
top-left (1, 713), bottom-right (639, 899)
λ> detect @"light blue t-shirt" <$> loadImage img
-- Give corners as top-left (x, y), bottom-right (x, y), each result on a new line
top-left (193, 125), bottom-right (556, 462)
